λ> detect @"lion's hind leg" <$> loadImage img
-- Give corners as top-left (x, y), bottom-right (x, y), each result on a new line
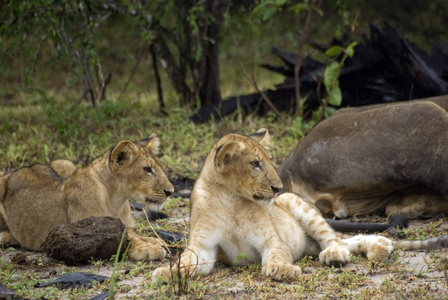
top-left (274, 193), bottom-right (350, 267)
top-left (385, 187), bottom-right (448, 219)
top-left (0, 196), bottom-right (15, 246)
top-left (0, 231), bottom-right (19, 246)
top-left (50, 160), bottom-right (77, 179)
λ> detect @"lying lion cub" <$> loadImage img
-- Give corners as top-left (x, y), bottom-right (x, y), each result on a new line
top-left (152, 129), bottom-right (448, 282)
top-left (0, 134), bottom-right (174, 261)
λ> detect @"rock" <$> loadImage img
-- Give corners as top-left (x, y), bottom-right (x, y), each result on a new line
top-left (42, 216), bottom-right (128, 265)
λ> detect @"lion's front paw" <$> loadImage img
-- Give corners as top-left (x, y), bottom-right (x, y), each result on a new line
top-left (319, 243), bottom-right (350, 267)
top-left (128, 239), bottom-right (167, 261)
top-left (262, 260), bottom-right (302, 281)
top-left (364, 236), bottom-right (394, 262)
top-left (136, 235), bottom-right (165, 246)
top-left (152, 263), bottom-right (198, 283)
top-left (152, 266), bottom-right (172, 284)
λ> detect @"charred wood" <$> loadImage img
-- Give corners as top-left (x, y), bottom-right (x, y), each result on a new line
top-left (191, 23), bottom-right (448, 122)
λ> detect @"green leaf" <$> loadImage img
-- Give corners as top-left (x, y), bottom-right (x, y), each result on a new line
top-left (328, 85), bottom-right (342, 106)
top-left (262, 6), bottom-right (277, 21)
top-left (325, 45), bottom-right (342, 58)
top-left (323, 61), bottom-right (341, 91)
top-left (324, 106), bottom-right (338, 117)
top-left (288, 3), bottom-right (307, 14)
top-left (274, 0), bottom-right (289, 6)
top-left (251, 2), bottom-right (271, 18)
top-left (313, 6), bottom-right (324, 16)
top-left (345, 41), bottom-right (359, 58)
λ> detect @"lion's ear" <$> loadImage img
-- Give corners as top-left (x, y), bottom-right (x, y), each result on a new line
top-left (110, 140), bottom-right (137, 168)
top-left (214, 141), bottom-right (246, 172)
top-left (138, 133), bottom-right (161, 157)
top-left (248, 128), bottom-right (271, 149)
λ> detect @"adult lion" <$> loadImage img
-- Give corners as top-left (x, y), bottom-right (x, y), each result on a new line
top-left (278, 95), bottom-right (448, 219)
top-left (152, 129), bottom-right (448, 282)
top-left (0, 134), bottom-right (174, 261)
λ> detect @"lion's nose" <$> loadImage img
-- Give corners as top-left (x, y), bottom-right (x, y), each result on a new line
top-left (164, 190), bottom-right (173, 197)
top-left (271, 186), bottom-right (280, 194)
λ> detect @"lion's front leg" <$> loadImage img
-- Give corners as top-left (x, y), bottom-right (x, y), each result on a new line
top-left (127, 228), bottom-right (166, 261)
top-left (275, 193), bottom-right (350, 267)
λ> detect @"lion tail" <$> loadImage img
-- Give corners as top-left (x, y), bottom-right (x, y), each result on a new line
top-left (393, 235), bottom-right (448, 250)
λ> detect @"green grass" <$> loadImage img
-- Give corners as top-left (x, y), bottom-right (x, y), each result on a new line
top-left (0, 92), bottom-right (301, 176)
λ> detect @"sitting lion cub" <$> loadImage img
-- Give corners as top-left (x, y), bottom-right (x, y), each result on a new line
top-left (152, 129), bottom-right (448, 281)
top-left (0, 134), bottom-right (174, 261)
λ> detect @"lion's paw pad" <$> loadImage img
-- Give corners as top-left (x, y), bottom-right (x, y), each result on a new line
top-left (319, 244), bottom-right (350, 267)
top-left (262, 260), bottom-right (302, 281)
top-left (364, 236), bottom-right (394, 262)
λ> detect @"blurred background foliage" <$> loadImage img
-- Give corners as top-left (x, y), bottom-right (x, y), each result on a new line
top-left (0, 0), bottom-right (447, 174)
top-left (1, 0), bottom-right (447, 107)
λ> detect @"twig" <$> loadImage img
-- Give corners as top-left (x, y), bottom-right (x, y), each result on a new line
top-left (296, 31), bottom-right (328, 53)
top-left (142, 209), bottom-right (171, 256)
top-left (294, 0), bottom-right (318, 118)
top-left (223, 4), bottom-right (281, 116)
top-left (98, 73), bottom-right (112, 102)
top-left (84, 73), bottom-right (96, 106)
top-left (150, 44), bottom-right (165, 111)
top-left (118, 46), bottom-right (147, 100)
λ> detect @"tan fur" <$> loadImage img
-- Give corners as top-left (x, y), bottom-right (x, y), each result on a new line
top-left (49, 159), bottom-right (78, 178)
top-left (0, 134), bottom-right (174, 261)
top-left (278, 95), bottom-right (448, 219)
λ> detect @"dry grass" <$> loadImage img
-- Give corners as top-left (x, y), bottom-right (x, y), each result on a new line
top-left (2, 196), bottom-right (448, 299)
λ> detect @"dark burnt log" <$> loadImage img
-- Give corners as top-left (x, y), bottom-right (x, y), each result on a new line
top-left (261, 48), bottom-right (325, 77)
top-left (190, 23), bottom-right (448, 122)
top-left (190, 87), bottom-right (295, 122)
top-left (370, 23), bottom-right (448, 98)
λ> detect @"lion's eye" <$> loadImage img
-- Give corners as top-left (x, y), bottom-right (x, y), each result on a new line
top-left (143, 166), bottom-right (153, 174)
top-left (250, 160), bottom-right (261, 169)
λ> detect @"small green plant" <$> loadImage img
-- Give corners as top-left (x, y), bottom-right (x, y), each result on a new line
top-left (322, 40), bottom-right (358, 108)
top-left (108, 230), bottom-right (130, 299)
top-left (233, 252), bottom-right (250, 266)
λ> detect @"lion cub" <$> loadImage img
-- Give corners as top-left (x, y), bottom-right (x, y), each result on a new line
top-left (152, 129), bottom-right (448, 282)
top-left (0, 134), bottom-right (174, 261)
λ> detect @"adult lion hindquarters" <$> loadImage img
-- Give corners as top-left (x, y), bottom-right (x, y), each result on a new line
top-left (277, 95), bottom-right (448, 219)
top-left (0, 134), bottom-right (174, 261)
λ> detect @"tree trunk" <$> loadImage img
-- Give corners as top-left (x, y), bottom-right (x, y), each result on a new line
top-left (147, 0), bottom-right (225, 107)
top-left (198, 0), bottom-right (225, 107)
top-left (150, 34), bottom-right (193, 105)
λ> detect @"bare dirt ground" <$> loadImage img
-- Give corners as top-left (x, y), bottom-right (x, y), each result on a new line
top-left (2, 196), bottom-right (448, 299)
